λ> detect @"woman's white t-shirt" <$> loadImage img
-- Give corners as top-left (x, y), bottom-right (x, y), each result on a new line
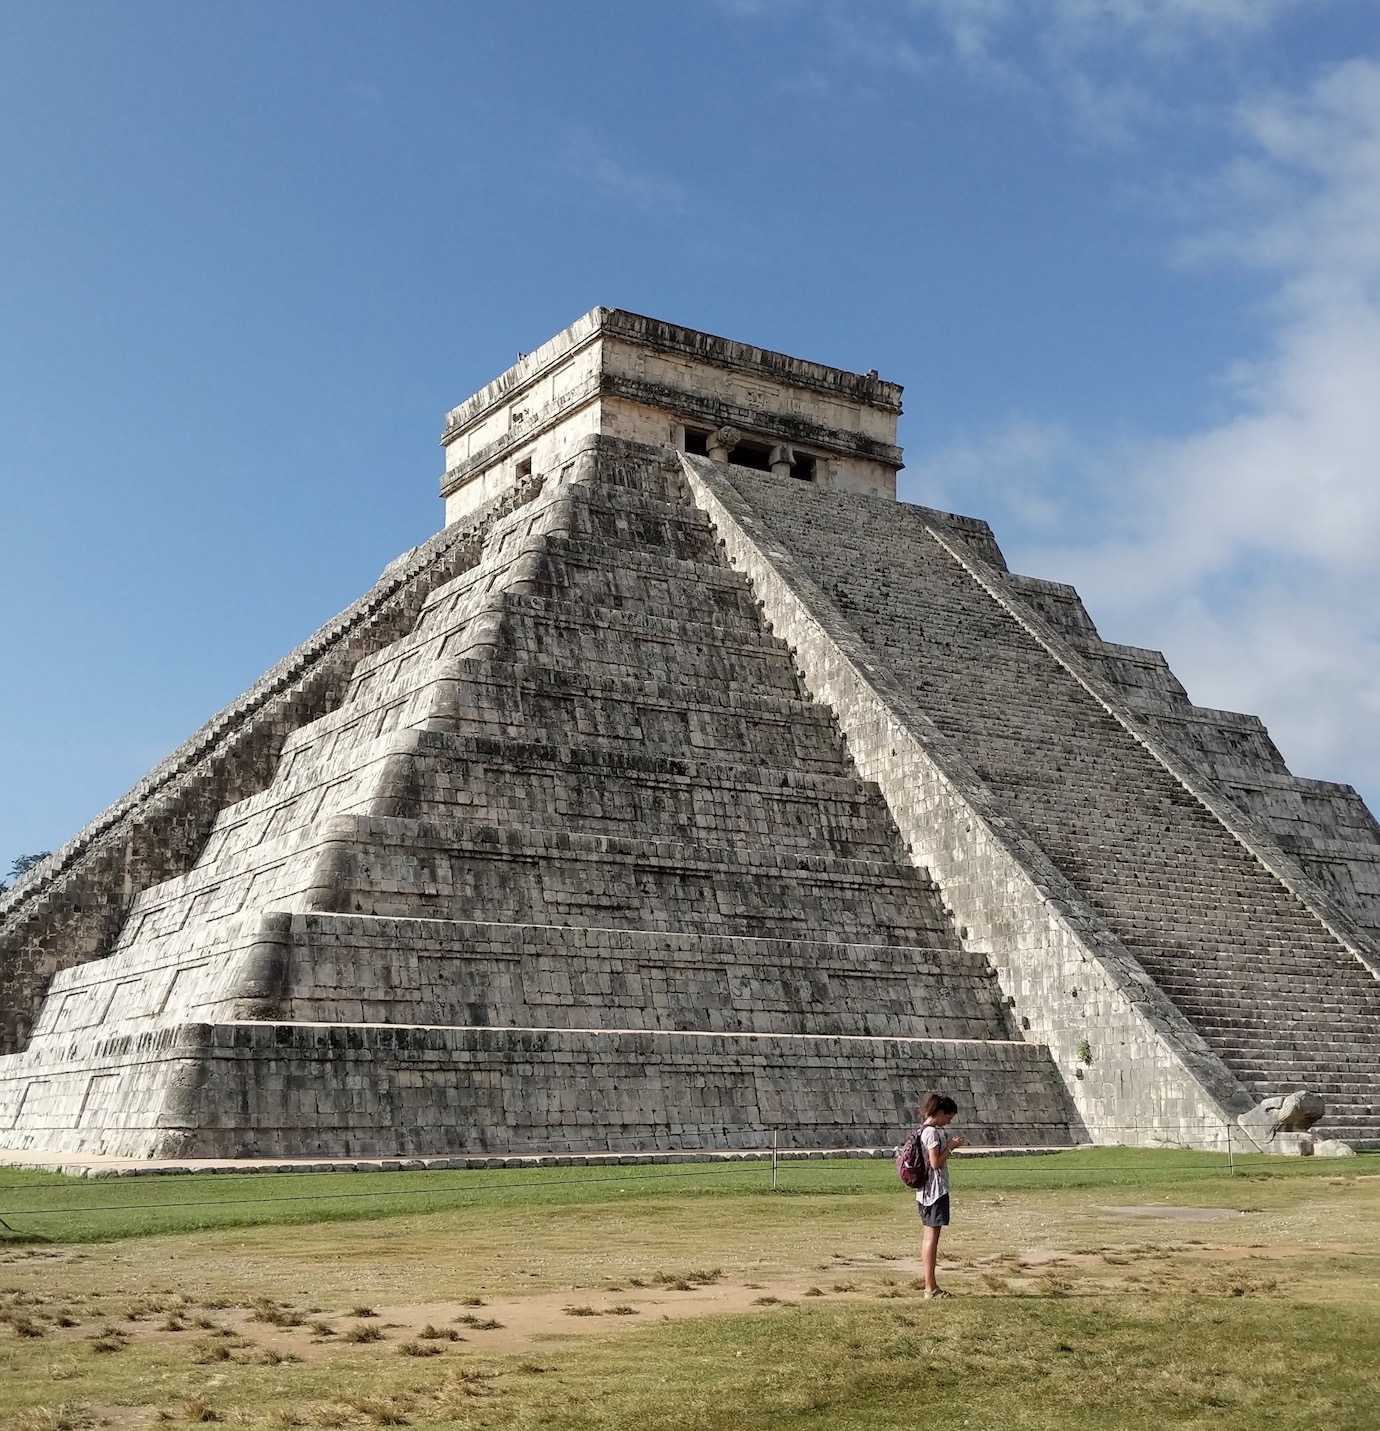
top-left (916, 1124), bottom-right (950, 1206)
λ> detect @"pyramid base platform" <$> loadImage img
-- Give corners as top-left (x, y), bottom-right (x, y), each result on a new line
top-left (0, 1019), bottom-right (1082, 1161)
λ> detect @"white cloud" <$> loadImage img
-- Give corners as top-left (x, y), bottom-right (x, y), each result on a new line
top-left (900, 0), bottom-right (1317, 144)
top-left (711, 0), bottom-right (802, 16)
top-left (719, 0), bottom-right (1307, 140)
top-left (909, 0), bottom-right (1306, 51)
top-left (910, 60), bottom-right (1380, 802)
top-left (824, 12), bottom-right (931, 78)
top-left (906, 420), bottom-right (1096, 532)
top-left (560, 128), bottom-right (688, 213)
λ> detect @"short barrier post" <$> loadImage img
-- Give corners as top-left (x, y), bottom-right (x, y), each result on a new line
top-left (771, 1129), bottom-right (780, 1192)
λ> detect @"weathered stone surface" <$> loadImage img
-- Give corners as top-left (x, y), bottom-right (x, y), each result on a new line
top-left (0, 433), bottom-right (1082, 1159)
top-left (0, 481), bottom-right (539, 1057)
top-left (1238, 1089), bottom-right (1330, 1154)
top-left (681, 451), bottom-right (1380, 1151)
top-left (438, 308), bottom-right (904, 523)
top-left (3, 310), bottom-right (1376, 1162)
top-left (1311, 1138), bottom-right (1358, 1157)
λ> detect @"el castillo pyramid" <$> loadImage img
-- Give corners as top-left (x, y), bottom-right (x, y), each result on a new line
top-left (2, 307), bottom-right (1378, 1163)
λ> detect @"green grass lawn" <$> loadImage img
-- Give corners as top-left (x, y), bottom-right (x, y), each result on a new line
top-left (1, 1152), bottom-right (1377, 1430)
top-left (1, 1147), bottom-right (1372, 1244)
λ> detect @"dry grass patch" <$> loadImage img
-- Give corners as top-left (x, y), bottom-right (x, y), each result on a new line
top-left (87, 1325), bottom-right (128, 1354)
top-left (650, 1266), bottom-right (722, 1291)
top-left (0, 1153), bottom-right (1374, 1430)
top-left (418, 1323), bottom-right (463, 1341)
top-left (342, 1323), bottom-right (384, 1344)
top-left (453, 1313), bottom-right (503, 1330)
top-left (397, 1340), bottom-right (442, 1357)
top-left (341, 1395), bottom-right (409, 1425)
top-left (249, 1299), bottom-right (303, 1327)
top-left (12, 1406), bottom-right (98, 1431)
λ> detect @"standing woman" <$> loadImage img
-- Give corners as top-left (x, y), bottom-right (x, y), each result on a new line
top-left (917, 1092), bottom-right (964, 1299)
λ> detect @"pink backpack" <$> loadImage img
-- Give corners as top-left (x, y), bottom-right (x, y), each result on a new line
top-left (896, 1127), bottom-right (925, 1188)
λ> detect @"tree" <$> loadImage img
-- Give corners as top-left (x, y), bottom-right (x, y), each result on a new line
top-left (0, 851), bottom-right (51, 896)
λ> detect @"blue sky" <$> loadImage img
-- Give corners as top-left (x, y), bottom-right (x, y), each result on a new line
top-left (2, 0), bottom-right (1378, 864)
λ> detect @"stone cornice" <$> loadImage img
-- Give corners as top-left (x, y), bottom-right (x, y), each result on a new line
top-left (599, 308), bottom-right (904, 413)
top-left (440, 306), bottom-right (903, 446)
top-left (604, 373), bottom-right (903, 465)
top-left (440, 372), bottom-right (602, 498)
top-left (441, 309), bottom-right (605, 444)
top-left (440, 369), bottom-right (903, 498)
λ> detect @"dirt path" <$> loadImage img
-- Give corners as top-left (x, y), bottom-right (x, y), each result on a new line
top-left (7, 1234), bottom-right (1367, 1368)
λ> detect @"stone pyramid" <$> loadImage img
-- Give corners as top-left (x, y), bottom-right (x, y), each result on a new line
top-left (2, 307), bottom-right (1377, 1161)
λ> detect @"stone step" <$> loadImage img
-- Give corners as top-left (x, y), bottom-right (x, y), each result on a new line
top-left (1159, 991), bottom-right (1380, 1019)
top-left (0, 1018), bottom-right (1079, 1160)
top-left (1188, 1015), bottom-right (1380, 1039)
top-left (364, 730), bottom-right (905, 860)
top-left (1164, 978), bottom-right (1380, 1003)
top-left (273, 657), bottom-right (438, 768)
top-left (1103, 913), bottom-right (1335, 942)
top-left (116, 824), bottom-right (327, 947)
top-left (568, 454), bottom-right (687, 504)
top-left (343, 512), bottom-right (670, 685)
top-left (496, 594), bottom-right (803, 696)
top-left (199, 729), bottom-right (893, 868)
top-left (720, 468), bottom-right (1380, 1145)
top-left (273, 584), bottom-right (817, 787)
top-left (523, 536), bottom-right (761, 628)
top-left (1229, 1060), bottom-right (1380, 1084)
top-left (317, 812), bottom-right (951, 945)
top-left (117, 802), bottom-right (946, 962)
top-left (542, 485), bottom-right (720, 563)
top-left (222, 911), bottom-right (1011, 1041)
top-left (556, 478), bottom-right (707, 526)
top-left (442, 658), bottom-right (852, 774)
top-left (211, 726), bottom-right (884, 843)
top-left (1141, 962), bottom-right (1380, 992)
top-left (1222, 1054), bottom-right (1380, 1079)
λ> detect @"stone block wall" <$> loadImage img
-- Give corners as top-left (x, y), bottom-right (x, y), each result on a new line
top-left (2, 435), bottom-right (1084, 1161)
top-left (683, 453), bottom-right (1380, 1149)
top-left (681, 454), bottom-right (1252, 1149)
top-left (0, 1021), bottom-right (1073, 1160)
top-left (0, 481), bottom-right (536, 1055)
top-left (1000, 538), bottom-right (1380, 944)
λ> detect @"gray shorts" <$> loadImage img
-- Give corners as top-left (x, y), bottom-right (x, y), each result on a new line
top-left (918, 1194), bottom-right (950, 1228)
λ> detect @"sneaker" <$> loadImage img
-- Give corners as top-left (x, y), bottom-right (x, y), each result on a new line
top-left (923, 1287), bottom-right (953, 1300)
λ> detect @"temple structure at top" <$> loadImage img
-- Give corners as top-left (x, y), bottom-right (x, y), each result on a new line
top-left (439, 307), bottom-right (904, 523)
top-left (1, 305), bottom-right (1376, 1169)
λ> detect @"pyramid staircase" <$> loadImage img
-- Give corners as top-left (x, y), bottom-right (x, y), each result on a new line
top-left (0, 442), bottom-right (1081, 1159)
top-left (700, 462), bottom-right (1380, 1150)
